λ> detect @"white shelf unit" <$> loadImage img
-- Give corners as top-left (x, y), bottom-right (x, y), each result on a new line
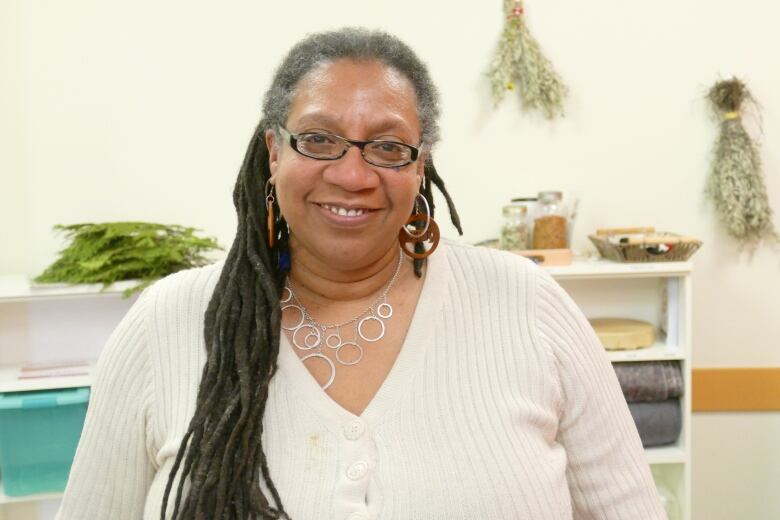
top-left (0, 366), bottom-right (94, 394)
top-left (0, 275), bottom-right (139, 303)
top-left (0, 277), bottom-right (138, 518)
top-left (0, 261), bottom-right (692, 518)
top-left (548, 258), bottom-right (692, 520)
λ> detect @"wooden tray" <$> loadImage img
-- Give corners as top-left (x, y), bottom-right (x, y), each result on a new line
top-left (513, 248), bottom-right (573, 266)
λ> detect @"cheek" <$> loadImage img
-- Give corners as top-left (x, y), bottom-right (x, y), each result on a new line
top-left (275, 181), bottom-right (306, 221)
top-left (272, 155), bottom-right (317, 210)
top-left (388, 176), bottom-right (420, 222)
top-left (274, 187), bottom-right (292, 219)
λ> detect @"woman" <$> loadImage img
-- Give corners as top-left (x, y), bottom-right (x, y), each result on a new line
top-left (58, 28), bottom-right (665, 519)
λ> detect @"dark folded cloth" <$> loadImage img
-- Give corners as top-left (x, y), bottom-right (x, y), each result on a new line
top-left (613, 361), bottom-right (683, 402)
top-left (627, 399), bottom-right (682, 447)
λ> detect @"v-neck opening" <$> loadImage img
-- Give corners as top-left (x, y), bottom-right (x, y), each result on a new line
top-left (276, 243), bottom-right (449, 431)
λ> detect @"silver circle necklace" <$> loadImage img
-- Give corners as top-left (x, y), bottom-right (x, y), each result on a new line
top-left (281, 249), bottom-right (403, 390)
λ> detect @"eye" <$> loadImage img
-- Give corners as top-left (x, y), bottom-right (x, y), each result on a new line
top-left (301, 133), bottom-right (338, 145)
top-left (368, 141), bottom-right (408, 155)
top-left (377, 142), bottom-right (404, 153)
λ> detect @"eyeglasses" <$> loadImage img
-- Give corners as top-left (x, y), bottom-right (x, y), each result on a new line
top-left (279, 127), bottom-right (421, 168)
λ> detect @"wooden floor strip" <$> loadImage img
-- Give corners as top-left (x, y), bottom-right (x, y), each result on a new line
top-left (692, 368), bottom-right (780, 412)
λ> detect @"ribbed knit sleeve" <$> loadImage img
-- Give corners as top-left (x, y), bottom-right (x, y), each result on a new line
top-left (534, 269), bottom-right (667, 519)
top-left (56, 287), bottom-right (156, 520)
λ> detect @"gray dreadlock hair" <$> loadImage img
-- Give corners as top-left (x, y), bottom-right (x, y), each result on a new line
top-left (161, 27), bottom-right (462, 520)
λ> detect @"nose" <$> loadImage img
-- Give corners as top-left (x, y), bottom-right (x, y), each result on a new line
top-left (321, 144), bottom-right (381, 192)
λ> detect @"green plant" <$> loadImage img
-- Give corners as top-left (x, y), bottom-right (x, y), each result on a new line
top-left (35, 222), bottom-right (222, 296)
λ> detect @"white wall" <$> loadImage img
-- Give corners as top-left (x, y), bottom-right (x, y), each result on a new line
top-left (2, 1), bottom-right (779, 518)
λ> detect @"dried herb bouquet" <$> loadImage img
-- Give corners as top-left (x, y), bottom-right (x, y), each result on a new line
top-left (488, 0), bottom-right (568, 118)
top-left (706, 78), bottom-right (778, 250)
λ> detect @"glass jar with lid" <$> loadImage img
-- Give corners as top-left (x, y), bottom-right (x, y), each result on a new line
top-left (532, 191), bottom-right (568, 249)
top-left (500, 203), bottom-right (532, 250)
top-left (510, 197), bottom-right (538, 222)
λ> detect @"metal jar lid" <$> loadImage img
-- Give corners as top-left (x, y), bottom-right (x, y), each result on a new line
top-left (538, 191), bottom-right (563, 203)
top-left (502, 203), bottom-right (528, 217)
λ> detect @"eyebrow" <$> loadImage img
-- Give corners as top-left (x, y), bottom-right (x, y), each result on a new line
top-left (292, 112), bottom-right (417, 140)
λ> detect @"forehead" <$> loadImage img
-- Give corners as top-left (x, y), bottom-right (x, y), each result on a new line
top-left (287, 59), bottom-right (421, 138)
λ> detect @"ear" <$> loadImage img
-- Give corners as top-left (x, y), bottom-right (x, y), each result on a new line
top-left (265, 129), bottom-right (280, 180)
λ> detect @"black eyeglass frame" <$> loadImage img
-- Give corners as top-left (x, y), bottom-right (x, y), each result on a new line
top-left (278, 127), bottom-right (421, 168)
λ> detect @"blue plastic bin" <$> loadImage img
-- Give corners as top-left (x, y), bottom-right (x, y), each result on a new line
top-left (0, 387), bottom-right (90, 496)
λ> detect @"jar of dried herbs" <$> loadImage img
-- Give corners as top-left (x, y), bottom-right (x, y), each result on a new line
top-left (500, 203), bottom-right (531, 250)
top-left (533, 191), bottom-right (568, 249)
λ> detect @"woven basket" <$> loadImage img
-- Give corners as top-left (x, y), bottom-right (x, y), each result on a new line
top-left (589, 228), bottom-right (702, 263)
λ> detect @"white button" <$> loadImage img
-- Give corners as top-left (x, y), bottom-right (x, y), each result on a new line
top-left (346, 460), bottom-right (369, 480)
top-left (344, 419), bottom-right (366, 440)
top-left (346, 513), bottom-right (369, 520)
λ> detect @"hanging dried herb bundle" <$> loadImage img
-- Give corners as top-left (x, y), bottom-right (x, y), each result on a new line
top-left (488, 0), bottom-right (568, 118)
top-left (35, 222), bottom-right (221, 295)
top-left (705, 78), bottom-right (778, 250)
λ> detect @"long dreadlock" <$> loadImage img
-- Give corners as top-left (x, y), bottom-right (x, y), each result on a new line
top-left (160, 123), bottom-right (291, 519)
top-left (161, 27), bottom-right (463, 520)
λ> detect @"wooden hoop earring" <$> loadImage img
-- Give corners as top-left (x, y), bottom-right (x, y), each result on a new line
top-left (265, 180), bottom-right (276, 248)
top-left (399, 214), bottom-right (440, 259)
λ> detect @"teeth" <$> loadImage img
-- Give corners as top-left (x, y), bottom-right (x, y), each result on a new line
top-left (322, 204), bottom-right (365, 217)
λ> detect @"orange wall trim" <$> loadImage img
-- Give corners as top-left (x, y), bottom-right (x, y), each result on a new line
top-left (692, 368), bottom-right (780, 412)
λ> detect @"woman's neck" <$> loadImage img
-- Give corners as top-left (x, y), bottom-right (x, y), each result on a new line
top-left (286, 238), bottom-right (407, 307)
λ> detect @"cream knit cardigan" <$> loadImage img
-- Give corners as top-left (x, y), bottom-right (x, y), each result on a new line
top-left (57, 240), bottom-right (666, 520)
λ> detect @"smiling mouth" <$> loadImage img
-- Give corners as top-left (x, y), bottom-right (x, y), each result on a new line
top-left (318, 203), bottom-right (374, 217)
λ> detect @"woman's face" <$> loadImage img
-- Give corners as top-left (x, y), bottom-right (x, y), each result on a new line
top-left (266, 59), bottom-right (425, 270)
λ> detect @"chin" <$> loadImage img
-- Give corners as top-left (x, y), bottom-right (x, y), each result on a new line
top-left (313, 236), bottom-right (397, 269)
